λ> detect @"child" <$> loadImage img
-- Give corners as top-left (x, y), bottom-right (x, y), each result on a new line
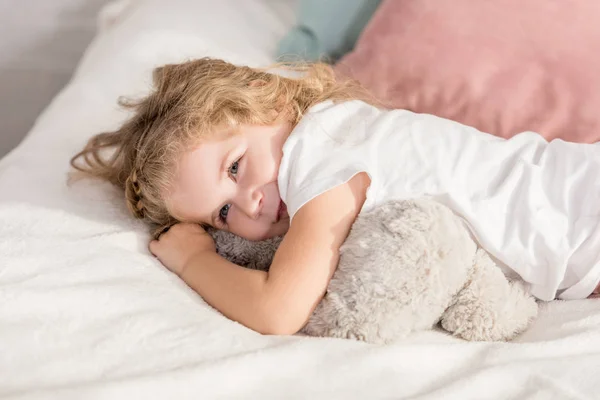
top-left (72, 58), bottom-right (600, 335)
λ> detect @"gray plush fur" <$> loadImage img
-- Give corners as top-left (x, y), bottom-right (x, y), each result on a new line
top-left (209, 199), bottom-right (537, 343)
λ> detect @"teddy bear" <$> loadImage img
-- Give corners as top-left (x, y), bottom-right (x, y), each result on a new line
top-left (210, 199), bottom-right (538, 343)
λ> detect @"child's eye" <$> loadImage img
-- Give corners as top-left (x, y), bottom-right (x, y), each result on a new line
top-left (219, 204), bottom-right (231, 223)
top-left (229, 159), bottom-right (239, 178)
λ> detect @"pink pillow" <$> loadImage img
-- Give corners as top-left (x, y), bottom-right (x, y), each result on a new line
top-left (336, 0), bottom-right (600, 142)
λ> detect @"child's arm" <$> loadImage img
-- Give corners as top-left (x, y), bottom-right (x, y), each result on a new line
top-left (150, 172), bottom-right (369, 335)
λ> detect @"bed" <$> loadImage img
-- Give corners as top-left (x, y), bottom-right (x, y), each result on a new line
top-left (1, 0), bottom-right (599, 398)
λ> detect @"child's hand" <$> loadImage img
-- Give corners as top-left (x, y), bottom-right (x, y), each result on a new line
top-left (149, 223), bottom-right (216, 276)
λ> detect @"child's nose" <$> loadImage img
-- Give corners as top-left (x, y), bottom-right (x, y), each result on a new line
top-left (237, 189), bottom-right (263, 220)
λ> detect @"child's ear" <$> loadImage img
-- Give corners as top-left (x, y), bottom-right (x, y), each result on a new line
top-left (268, 99), bottom-right (292, 123)
top-left (275, 103), bottom-right (294, 123)
top-left (248, 79), bottom-right (267, 88)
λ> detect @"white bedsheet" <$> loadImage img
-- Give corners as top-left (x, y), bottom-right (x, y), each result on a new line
top-left (1, 0), bottom-right (599, 399)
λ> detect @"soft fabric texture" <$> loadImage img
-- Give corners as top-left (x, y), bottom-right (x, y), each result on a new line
top-left (336, 0), bottom-right (600, 142)
top-left (211, 229), bottom-right (282, 271)
top-left (2, 0), bottom-right (600, 398)
top-left (277, 0), bottom-right (381, 62)
top-left (278, 100), bottom-right (600, 301)
top-left (214, 199), bottom-right (538, 343)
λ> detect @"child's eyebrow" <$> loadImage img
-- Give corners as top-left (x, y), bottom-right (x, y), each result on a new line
top-left (208, 148), bottom-right (235, 229)
top-left (221, 148), bottom-right (235, 174)
top-left (220, 149), bottom-right (231, 175)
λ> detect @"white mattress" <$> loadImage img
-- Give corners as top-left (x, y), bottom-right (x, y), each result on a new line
top-left (1, 0), bottom-right (600, 399)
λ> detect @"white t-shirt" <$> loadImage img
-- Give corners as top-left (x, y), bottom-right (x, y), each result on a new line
top-left (277, 100), bottom-right (600, 301)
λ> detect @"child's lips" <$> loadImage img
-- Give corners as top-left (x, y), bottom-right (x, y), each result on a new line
top-left (276, 201), bottom-right (288, 222)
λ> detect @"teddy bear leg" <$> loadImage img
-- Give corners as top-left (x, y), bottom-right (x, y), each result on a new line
top-left (440, 249), bottom-right (538, 341)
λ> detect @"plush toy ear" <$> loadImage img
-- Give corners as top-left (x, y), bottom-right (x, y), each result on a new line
top-left (208, 228), bottom-right (282, 271)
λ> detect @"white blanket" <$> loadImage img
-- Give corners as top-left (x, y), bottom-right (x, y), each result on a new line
top-left (1, 0), bottom-right (599, 399)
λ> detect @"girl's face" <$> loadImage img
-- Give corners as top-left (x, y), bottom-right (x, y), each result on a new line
top-left (168, 122), bottom-right (292, 241)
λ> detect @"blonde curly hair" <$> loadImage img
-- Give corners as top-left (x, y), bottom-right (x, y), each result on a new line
top-left (70, 57), bottom-right (377, 237)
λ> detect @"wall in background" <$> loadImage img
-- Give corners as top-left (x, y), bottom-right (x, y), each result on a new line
top-left (0, 0), bottom-right (111, 158)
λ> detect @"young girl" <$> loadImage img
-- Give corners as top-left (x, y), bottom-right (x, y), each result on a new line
top-left (72, 57), bottom-right (600, 335)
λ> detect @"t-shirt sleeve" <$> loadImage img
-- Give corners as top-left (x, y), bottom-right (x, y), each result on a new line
top-left (283, 161), bottom-right (370, 222)
top-left (277, 101), bottom-right (378, 222)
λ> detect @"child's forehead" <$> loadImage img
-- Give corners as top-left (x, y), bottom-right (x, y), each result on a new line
top-left (198, 122), bottom-right (241, 141)
top-left (170, 143), bottom-right (226, 204)
top-left (181, 124), bottom-right (233, 149)
top-left (180, 135), bottom-right (245, 178)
